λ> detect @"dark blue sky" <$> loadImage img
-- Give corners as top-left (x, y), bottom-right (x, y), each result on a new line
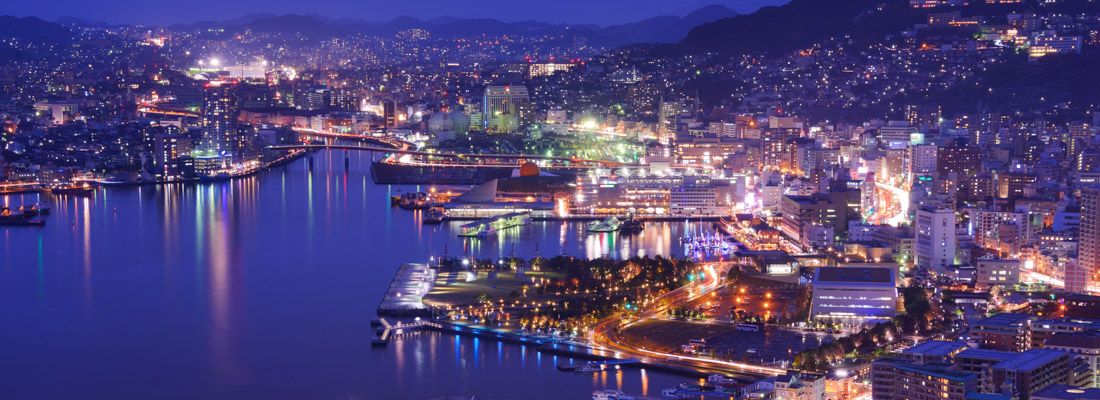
top-left (2, 0), bottom-right (785, 26)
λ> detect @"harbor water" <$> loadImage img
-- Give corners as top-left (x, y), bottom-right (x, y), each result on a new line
top-left (0, 150), bottom-right (704, 399)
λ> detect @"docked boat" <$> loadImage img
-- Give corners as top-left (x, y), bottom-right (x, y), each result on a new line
top-left (593, 389), bottom-right (635, 400)
top-left (424, 207), bottom-right (446, 224)
top-left (736, 323), bottom-right (761, 332)
top-left (396, 192), bottom-right (432, 210)
top-left (661, 383), bottom-right (736, 399)
top-left (707, 374), bottom-right (739, 387)
top-left (0, 207), bottom-right (45, 227)
top-left (618, 215), bottom-right (644, 234)
top-left (19, 203), bottom-right (51, 217)
top-left (457, 212), bottom-right (530, 238)
top-left (49, 184), bottom-right (95, 196)
top-left (587, 217), bottom-right (621, 233)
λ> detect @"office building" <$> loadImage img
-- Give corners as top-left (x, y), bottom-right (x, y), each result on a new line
top-left (915, 206), bottom-right (957, 269)
top-left (483, 85), bottom-right (531, 132)
top-left (810, 267), bottom-right (898, 321)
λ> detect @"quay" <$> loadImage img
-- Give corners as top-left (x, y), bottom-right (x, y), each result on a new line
top-left (377, 263), bottom-right (435, 318)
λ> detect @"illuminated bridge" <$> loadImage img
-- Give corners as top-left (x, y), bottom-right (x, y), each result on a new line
top-left (268, 143), bottom-right (636, 169)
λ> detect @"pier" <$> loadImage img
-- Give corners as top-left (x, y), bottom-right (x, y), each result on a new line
top-left (377, 263), bottom-right (435, 317)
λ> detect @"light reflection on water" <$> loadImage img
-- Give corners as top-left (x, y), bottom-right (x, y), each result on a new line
top-left (0, 150), bottom-right (690, 399)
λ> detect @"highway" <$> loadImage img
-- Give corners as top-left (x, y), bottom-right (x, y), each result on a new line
top-left (588, 263), bottom-right (787, 378)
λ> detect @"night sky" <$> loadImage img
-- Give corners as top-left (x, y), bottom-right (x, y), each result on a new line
top-left (2, 0), bottom-right (786, 26)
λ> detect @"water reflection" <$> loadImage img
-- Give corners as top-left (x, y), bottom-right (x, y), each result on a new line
top-left (0, 150), bottom-right (691, 399)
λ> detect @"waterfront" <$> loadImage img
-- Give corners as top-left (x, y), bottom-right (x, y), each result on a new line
top-left (0, 150), bottom-right (694, 399)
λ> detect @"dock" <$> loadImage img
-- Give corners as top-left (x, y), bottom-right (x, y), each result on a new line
top-left (377, 263), bottom-right (435, 317)
top-left (556, 359), bottom-right (640, 372)
top-left (371, 317), bottom-right (441, 346)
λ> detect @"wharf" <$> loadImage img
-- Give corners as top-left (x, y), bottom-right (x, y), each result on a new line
top-left (377, 263), bottom-right (435, 317)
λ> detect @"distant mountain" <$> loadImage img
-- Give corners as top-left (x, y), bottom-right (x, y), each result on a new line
top-left (0, 16), bottom-right (72, 42)
top-left (162, 4), bottom-right (738, 46)
top-left (603, 4), bottom-right (739, 44)
top-left (681, 0), bottom-right (923, 54)
top-left (239, 14), bottom-right (349, 37)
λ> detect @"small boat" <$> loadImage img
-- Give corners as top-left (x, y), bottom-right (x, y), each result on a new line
top-left (588, 217), bottom-right (621, 233)
top-left (736, 323), bottom-right (761, 332)
top-left (593, 389), bottom-right (635, 400)
top-left (707, 374), bottom-right (738, 387)
top-left (661, 383), bottom-right (735, 399)
top-left (575, 364), bottom-right (603, 373)
top-left (397, 192), bottom-right (431, 210)
top-left (424, 207), bottom-right (446, 224)
top-left (619, 215), bottom-right (644, 234)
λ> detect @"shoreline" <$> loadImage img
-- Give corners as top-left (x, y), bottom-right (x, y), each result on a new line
top-left (0, 148), bottom-right (311, 195)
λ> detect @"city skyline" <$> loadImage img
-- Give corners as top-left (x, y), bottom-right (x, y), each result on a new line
top-left (3, 0), bottom-right (1100, 398)
top-left (0, 0), bottom-right (786, 26)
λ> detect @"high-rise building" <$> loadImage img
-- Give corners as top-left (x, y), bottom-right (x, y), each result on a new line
top-left (915, 206), bottom-right (957, 269)
top-left (482, 85), bottom-right (531, 132)
top-left (200, 81), bottom-right (239, 158)
top-left (658, 100), bottom-right (683, 139)
top-left (1082, 187), bottom-right (1100, 290)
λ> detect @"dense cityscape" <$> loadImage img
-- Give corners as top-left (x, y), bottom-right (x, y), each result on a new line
top-left (3, 0), bottom-right (1100, 399)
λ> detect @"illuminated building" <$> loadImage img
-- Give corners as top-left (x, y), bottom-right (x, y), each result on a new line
top-left (657, 100), bottom-right (683, 139)
top-left (975, 258), bottom-right (1022, 289)
top-left (972, 209), bottom-right (1033, 255)
top-left (482, 85), bottom-right (532, 132)
top-left (811, 267), bottom-right (898, 322)
top-left (1082, 188), bottom-right (1100, 290)
top-left (199, 81), bottom-right (239, 161)
top-left (871, 359), bottom-right (975, 400)
top-left (1029, 33), bottom-right (1083, 60)
top-left (915, 205), bottom-right (956, 269)
top-left (774, 370), bottom-right (826, 400)
top-left (527, 63), bottom-right (575, 78)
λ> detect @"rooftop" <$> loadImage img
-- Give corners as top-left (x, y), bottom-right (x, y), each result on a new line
top-left (972, 313), bottom-right (1034, 328)
top-left (992, 349), bottom-right (1067, 372)
top-left (815, 267), bottom-right (894, 284)
top-left (1044, 333), bottom-right (1100, 350)
top-left (902, 340), bottom-right (968, 357)
top-left (1031, 384), bottom-right (1100, 400)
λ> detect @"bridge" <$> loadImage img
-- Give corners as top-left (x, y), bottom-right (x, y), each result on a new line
top-left (267, 143), bottom-right (634, 168)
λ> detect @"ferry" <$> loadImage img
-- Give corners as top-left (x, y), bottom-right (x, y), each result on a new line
top-left (592, 390), bottom-right (635, 400)
top-left (587, 217), bottom-right (622, 233)
top-left (457, 212), bottom-right (530, 238)
top-left (49, 184), bottom-right (95, 196)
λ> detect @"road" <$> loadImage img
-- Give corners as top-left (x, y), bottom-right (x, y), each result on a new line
top-left (588, 263), bottom-right (786, 377)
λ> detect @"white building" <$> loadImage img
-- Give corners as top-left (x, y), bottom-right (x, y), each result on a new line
top-left (915, 206), bottom-right (957, 269)
top-left (774, 370), bottom-right (827, 400)
top-left (811, 267), bottom-right (898, 321)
